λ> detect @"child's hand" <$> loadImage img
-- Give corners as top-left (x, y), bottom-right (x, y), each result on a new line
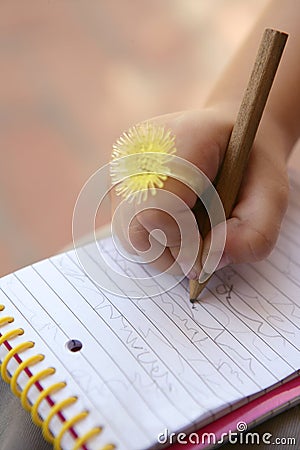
top-left (112, 107), bottom-right (289, 279)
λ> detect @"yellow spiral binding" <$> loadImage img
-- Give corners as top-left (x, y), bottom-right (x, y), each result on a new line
top-left (73, 428), bottom-right (105, 450)
top-left (43, 396), bottom-right (78, 442)
top-left (1, 340), bottom-right (34, 383)
top-left (54, 411), bottom-right (89, 450)
top-left (0, 303), bottom-right (115, 449)
top-left (0, 327), bottom-right (24, 345)
top-left (20, 366), bottom-right (57, 411)
top-left (10, 354), bottom-right (45, 396)
top-left (0, 315), bottom-right (14, 327)
top-left (31, 381), bottom-right (67, 426)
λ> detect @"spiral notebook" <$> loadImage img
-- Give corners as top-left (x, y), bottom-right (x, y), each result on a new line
top-left (1, 174), bottom-right (300, 450)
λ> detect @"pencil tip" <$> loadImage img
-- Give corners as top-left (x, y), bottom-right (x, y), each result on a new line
top-left (189, 279), bottom-right (207, 302)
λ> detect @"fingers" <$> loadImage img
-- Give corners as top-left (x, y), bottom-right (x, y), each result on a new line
top-left (125, 110), bottom-right (232, 275)
top-left (112, 188), bottom-right (198, 276)
top-left (111, 109), bottom-right (234, 276)
top-left (123, 214), bottom-right (184, 275)
top-left (135, 206), bottom-right (202, 278)
top-left (149, 109), bottom-right (232, 180)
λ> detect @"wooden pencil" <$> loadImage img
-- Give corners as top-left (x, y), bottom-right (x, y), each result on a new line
top-left (190, 28), bottom-right (288, 301)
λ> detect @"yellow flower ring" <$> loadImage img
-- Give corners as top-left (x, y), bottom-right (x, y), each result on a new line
top-left (110, 122), bottom-right (176, 203)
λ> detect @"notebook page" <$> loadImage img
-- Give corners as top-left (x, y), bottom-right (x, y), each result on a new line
top-left (0, 173), bottom-right (299, 450)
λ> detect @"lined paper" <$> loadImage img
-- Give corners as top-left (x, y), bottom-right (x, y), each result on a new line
top-left (0, 174), bottom-right (300, 450)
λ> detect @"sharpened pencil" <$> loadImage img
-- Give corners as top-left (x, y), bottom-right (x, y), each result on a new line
top-left (190, 28), bottom-right (288, 301)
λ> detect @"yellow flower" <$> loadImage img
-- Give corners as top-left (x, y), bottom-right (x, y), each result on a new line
top-left (110, 122), bottom-right (176, 203)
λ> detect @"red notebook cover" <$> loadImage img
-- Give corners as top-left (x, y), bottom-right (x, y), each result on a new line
top-left (165, 376), bottom-right (300, 449)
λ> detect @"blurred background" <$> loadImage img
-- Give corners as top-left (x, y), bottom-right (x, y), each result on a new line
top-left (1, 0), bottom-right (299, 277)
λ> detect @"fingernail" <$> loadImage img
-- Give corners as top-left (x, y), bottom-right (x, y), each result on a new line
top-left (180, 261), bottom-right (200, 279)
top-left (198, 270), bottom-right (211, 284)
top-left (216, 253), bottom-right (231, 271)
top-left (187, 269), bottom-right (198, 280)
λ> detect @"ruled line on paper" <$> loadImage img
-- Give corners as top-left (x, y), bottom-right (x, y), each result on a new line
top-left (98, 241), bottom-right (286, 400)
top-left (249, 256), bottom-right (300, 329)
top-left (29, 263), bottom-right (169, 440)
top-left (138, 256), bottom-right (293, 385)
top-left (135, 263), bottom-right (279, 389)
top-left (210, 271), bottom-right (299, 369)
top-left (228, 265), bottom-right (300, 335)
top-left (82, 243), bottom-right (240, 404)
top-left (97, 243), bottom-right (254, 393)
top-left (9, 270), bottom-right (151, 447)
top-left (50, 254), bottom-right (207, 426)
top-left (215, 265), bottom-right (300, 347)
top-left (0, 284), bottom-right (127, 449)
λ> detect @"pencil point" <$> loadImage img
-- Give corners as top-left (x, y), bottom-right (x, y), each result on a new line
top-left (189, 279), bottom-right (207, 302)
